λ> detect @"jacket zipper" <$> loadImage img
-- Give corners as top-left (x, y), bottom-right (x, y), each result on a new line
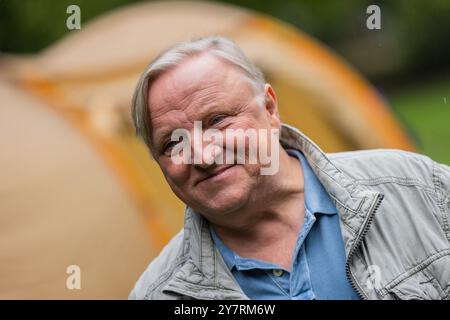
top-left (345, 193), bottom-right (384, 300)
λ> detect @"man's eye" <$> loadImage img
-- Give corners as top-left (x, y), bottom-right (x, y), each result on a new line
top-left (163, 140), bottom-right (179, 153)
top-left (210, 114), bottom-right (227, 126)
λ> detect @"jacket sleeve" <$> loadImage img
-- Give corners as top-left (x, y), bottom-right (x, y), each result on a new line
top-left (127, 230), bottom-right (185, 300)
top-left (128, 288), bottom-right (137, 300)
top-left (434, 161), bottom-right (450, 240)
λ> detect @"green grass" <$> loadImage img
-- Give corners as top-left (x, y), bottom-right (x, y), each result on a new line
top-left (387, 78), bottom-right (450, 165)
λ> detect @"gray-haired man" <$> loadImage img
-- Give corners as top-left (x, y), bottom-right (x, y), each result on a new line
top-left (129, 36), bottom-right (450, 300)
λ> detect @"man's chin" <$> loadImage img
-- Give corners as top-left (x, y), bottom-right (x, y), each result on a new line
top-left (194, 194), bottom-right (248, 217)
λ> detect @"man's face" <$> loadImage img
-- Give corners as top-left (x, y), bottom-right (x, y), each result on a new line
top-left (148, 53), bottom-right (280, 217)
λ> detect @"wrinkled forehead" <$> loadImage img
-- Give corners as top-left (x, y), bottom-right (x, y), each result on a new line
top-left (146, 54), bottom-right (258, 145)
top-left (148, 53), bottom-right (254, 113)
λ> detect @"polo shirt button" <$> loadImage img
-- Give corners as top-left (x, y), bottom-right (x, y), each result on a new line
top-left (272, 269), bottom-right (284, 277)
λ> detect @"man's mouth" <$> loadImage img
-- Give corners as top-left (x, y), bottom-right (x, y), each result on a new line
top-left (196, 164), bottom-right (237, 185)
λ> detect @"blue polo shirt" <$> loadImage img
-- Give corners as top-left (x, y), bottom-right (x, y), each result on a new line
top-left (209, 149), bottom-right (360, 300)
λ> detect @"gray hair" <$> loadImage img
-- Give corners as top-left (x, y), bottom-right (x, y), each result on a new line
top-left (130, 35), bottom-right (266, 150)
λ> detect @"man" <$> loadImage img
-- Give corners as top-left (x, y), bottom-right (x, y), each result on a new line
top-left (129, 36), bottom-right (450, 300)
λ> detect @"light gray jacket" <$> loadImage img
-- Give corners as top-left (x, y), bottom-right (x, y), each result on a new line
top-left (129, 124), bottom-right (450, 300)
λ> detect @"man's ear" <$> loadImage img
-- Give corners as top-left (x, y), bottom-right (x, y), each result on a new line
top-left (264, 84), bottom-right (280, 128)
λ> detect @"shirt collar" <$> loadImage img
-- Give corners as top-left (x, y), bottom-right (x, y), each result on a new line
top-left (209, 223), bottom-right (284, 271)
top-left (286, 148), bottom-right (337, 215)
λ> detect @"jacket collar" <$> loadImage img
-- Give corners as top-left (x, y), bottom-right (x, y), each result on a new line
top-left (162, 206), bottom-right (248, 299)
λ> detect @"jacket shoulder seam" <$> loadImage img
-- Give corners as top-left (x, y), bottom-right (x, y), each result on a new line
top-left (354, 176), bottom-right (435, 191)
top-left (432, 162), bottom-right (450, 242)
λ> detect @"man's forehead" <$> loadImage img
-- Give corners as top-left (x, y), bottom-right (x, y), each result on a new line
top-left (149, 53), bottom-right (233, 106)
top-left (148, 53), bottom-right (254, 118)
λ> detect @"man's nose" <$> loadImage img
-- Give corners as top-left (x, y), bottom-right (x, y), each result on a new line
top-left (192, 141), bottom-right (222, 169)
